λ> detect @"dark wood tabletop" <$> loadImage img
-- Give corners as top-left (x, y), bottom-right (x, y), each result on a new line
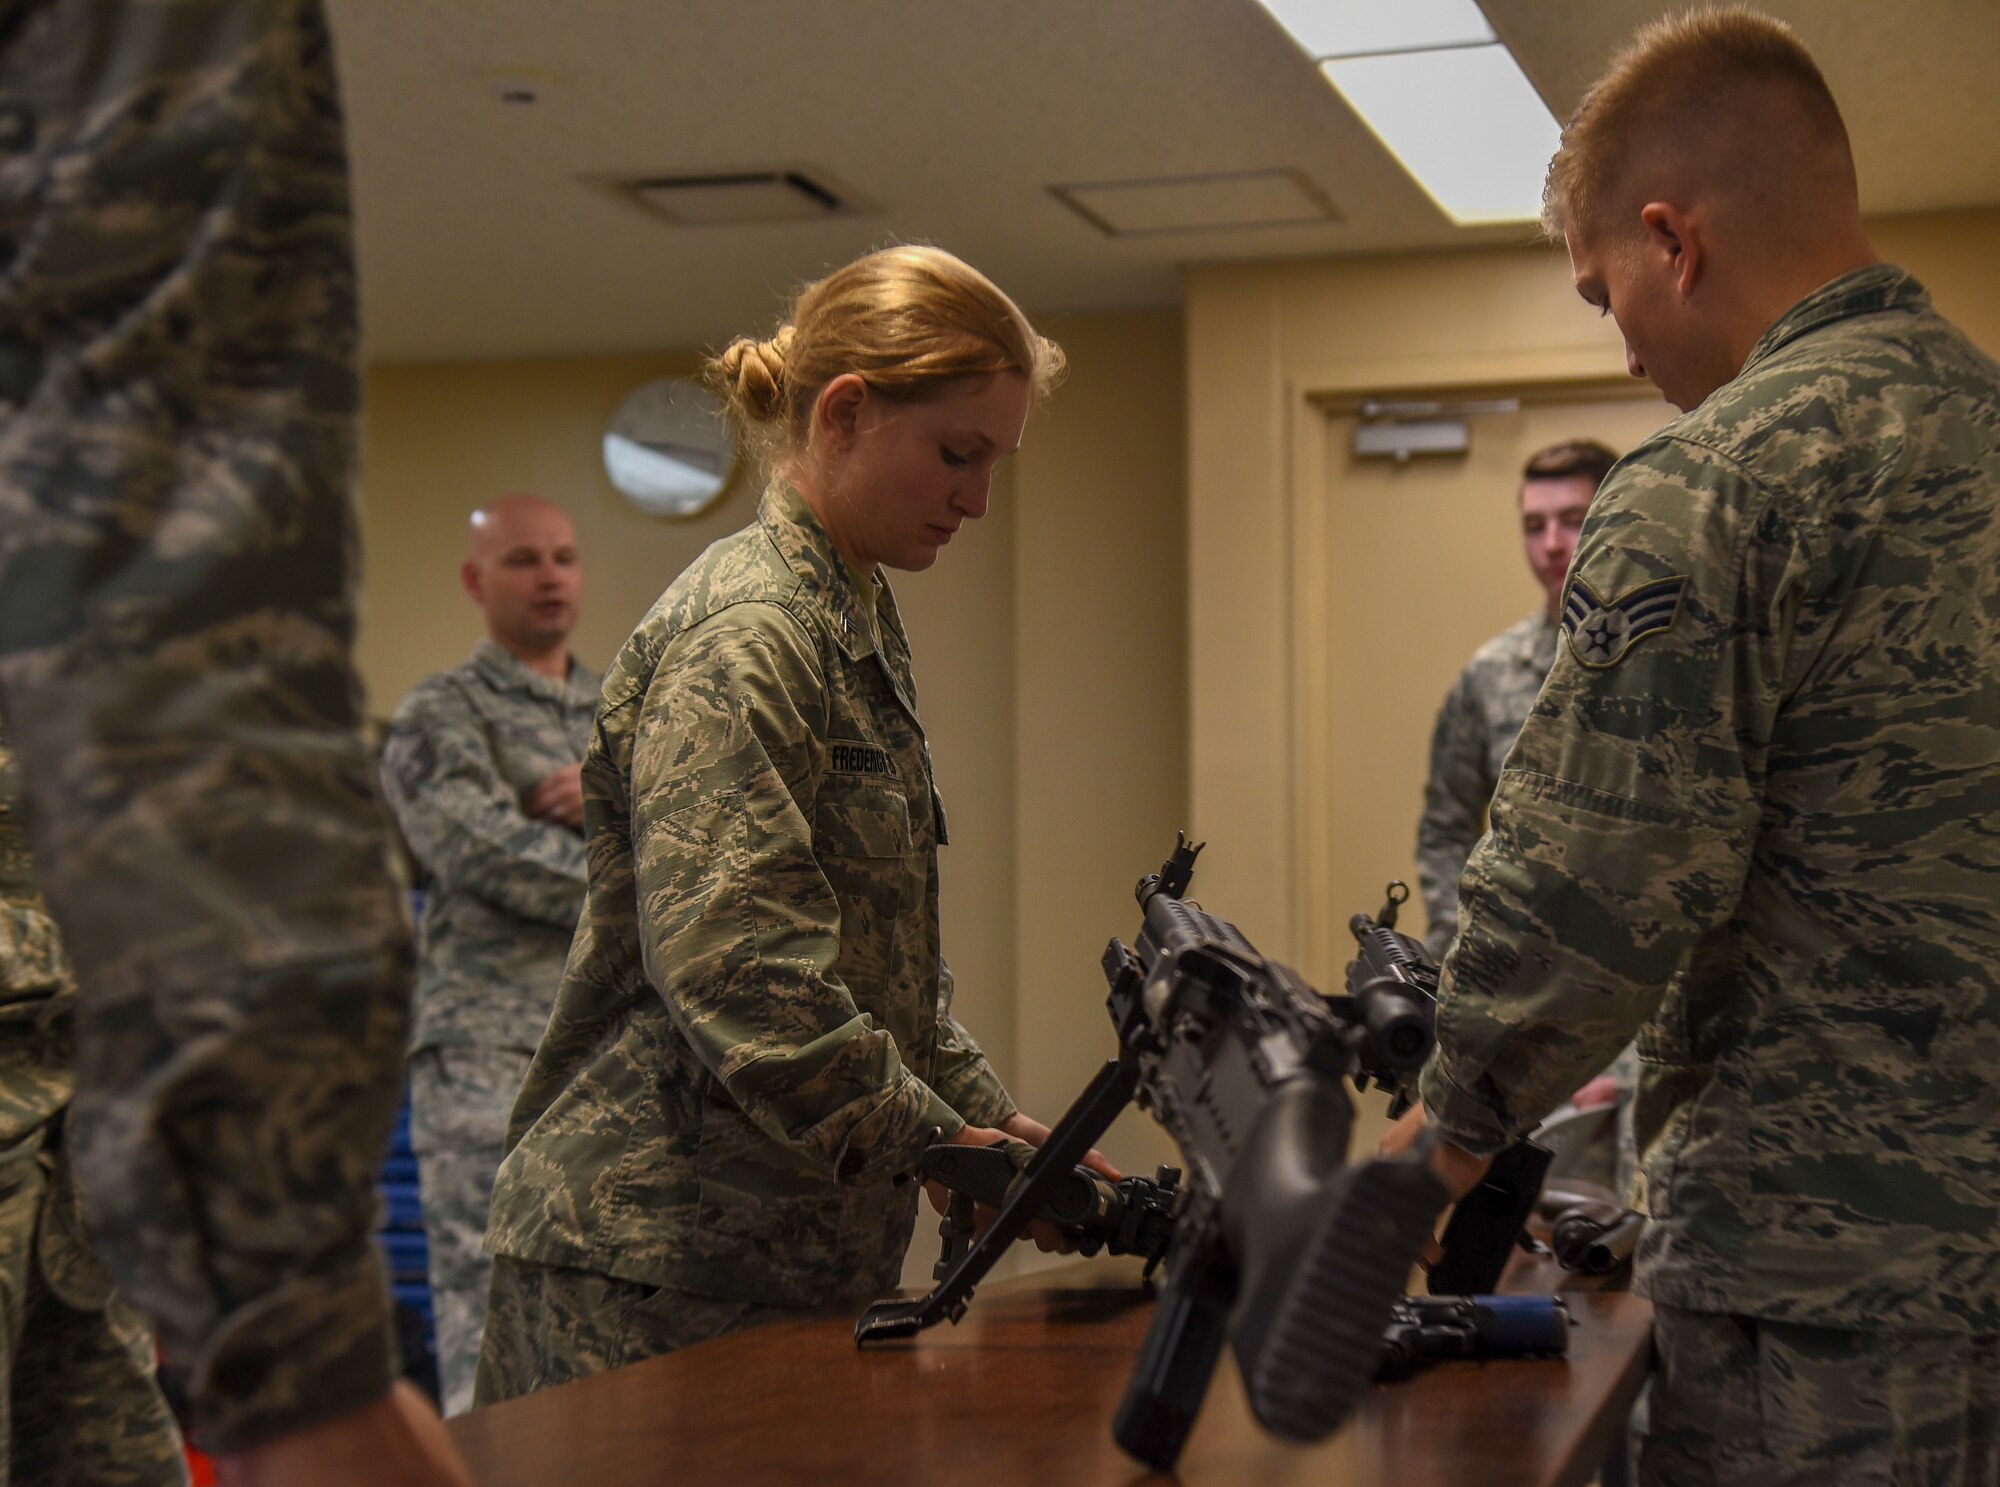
top-left (449, 1258), bottom-right (1652, 1487)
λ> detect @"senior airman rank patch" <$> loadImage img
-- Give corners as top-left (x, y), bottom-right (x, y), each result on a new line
top-left (1562, 574), bottom-right (1688, 668)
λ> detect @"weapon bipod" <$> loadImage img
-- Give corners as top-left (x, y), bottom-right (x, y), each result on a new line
top-left (854, 1055), bottom-right (1144, 1344)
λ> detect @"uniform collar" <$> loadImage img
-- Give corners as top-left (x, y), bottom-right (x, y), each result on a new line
top-left (1739, 264), bottom-right (1929, 379)
top-left (1525, 610), bottom-right (1559, 668)
top-left (760, 478), bottom-right (882, 663)
top-left (759, 478), bottom-right (927, 731)
top-left (471, 637), bottom-right (593, 706)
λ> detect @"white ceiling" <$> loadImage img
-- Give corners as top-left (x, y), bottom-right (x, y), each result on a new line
top-left (331, 0), bottom-right (2000, 363)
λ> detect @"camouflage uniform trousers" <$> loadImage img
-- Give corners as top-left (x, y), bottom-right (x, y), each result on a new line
top-left (408, 1044), bottom-right (534, 1417)
top-left (1642, 1306), bottom-right (2000, 1487)
top-left (0, 1142), bottom-right (187, 1487)
top-left (472, 1257), bottom-right (796, 1406)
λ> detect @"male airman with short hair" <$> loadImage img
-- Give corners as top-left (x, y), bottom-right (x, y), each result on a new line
top-left (380, 496), bottom-right (598, 1417)
top-left (1392, 10), bottom-right (2000, 1481)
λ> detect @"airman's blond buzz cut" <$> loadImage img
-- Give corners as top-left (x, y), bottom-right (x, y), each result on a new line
top-left (1542, 8), bottom-right (1857, 247)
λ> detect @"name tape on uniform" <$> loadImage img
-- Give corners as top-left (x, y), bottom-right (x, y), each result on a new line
top-left (827, 741), bottom-right (897, 778)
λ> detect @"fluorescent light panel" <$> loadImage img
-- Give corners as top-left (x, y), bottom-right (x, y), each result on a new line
top-left (1321, 46), bottom-right (1558, 225)
top-left (1256, 2), bottom-right (1560, 226)
top-left (1260, 0), bottom-right (1494, 58)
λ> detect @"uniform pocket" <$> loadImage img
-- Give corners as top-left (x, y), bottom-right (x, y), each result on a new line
top-left (409, 1045), bottom-right (536, 1153)
top-left (811, 779), bottom-right (912, 1000)
top-left (692, 1093), bottom-right (830, 1243)
top-left (812, 779), bottom-right (911, 859)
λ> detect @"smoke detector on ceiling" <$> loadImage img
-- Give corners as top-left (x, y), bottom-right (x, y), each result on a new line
top-left (618, 169), bottom-right (868, 226)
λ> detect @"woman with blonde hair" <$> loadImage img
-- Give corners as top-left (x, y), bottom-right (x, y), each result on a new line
top-left (475, 245), bottom-right (1097, 1400)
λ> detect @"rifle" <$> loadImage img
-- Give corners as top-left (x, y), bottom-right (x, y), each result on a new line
top-left (857, 837), bottom-right (1450, 1471)
top-left (1345, 883), bottom-right (1555, 1296)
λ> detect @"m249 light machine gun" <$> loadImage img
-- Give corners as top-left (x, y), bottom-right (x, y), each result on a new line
top-left (856, 837), bottom-right (1452, 1471)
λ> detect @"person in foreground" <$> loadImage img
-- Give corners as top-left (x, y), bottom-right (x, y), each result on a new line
top-left (1388, 10), bottom-right (2000, 1484)
top-left (476, 245), bottom-right (1102, 1401)
top-left (0, 2), bottom-right (472, 1482)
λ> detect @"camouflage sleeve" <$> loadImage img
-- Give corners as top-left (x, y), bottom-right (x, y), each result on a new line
top-left (928, 959), bottom-right (1018, 1129)
top-left (1418, 444), bottom-right (1786, 1153)
top-left (380, 681), bottom-right (586, 928)
top-left (1415, 665), bottom-right (1495, 961)
top-left (0, 0), bottom-right (407, 1452)
top-left (633, 608), bottom-right (964, 1181)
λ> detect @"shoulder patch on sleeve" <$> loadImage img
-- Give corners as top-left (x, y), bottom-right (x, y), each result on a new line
top-left (387, 724), bottom-right (438, 792)
top-left (1561, 574), bottom-right (1688, 668)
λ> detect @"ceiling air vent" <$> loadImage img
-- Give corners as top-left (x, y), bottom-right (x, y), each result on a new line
top-left (620, 169), bottom-right (862, 226)
top-left (1050, 169), bottom-right (1340, 237)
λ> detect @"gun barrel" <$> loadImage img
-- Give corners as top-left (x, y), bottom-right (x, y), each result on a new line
top-left (1552, 1203), bottom-right (1644, 1274)
top-left (1341, 915), bottom-right (1440, 1079)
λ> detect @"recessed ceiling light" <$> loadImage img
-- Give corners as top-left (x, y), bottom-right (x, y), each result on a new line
top-left (1320, 46), bottom-right (1559, 225)
top-left (1259, 0), bottom-right (1494, 59)
top-left (1253, 1), bottom-right (1559, 225)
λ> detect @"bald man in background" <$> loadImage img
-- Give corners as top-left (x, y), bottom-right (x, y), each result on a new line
top-left (1390, 10), bottom-right (2000, 1483)
top-left (380, 497), bottom-right (598, 1415)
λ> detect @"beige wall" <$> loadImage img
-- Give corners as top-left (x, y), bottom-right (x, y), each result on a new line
top-left (1010, 311), bottom-right (1189, 1182)
top-left (356, 310), bottom-right (1189, 1221)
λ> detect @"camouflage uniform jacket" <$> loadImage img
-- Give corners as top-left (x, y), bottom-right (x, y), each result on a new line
top-left (0, 735), bottom-right (70, 1173)
top-left (488, 481), bottom-right (1017, 1305)
top-left (1418, 265), bottom-right (2000, 1331)
top-left (381, 641), bottom-right (598, 1055)
top-left (0, 730), bottom-right (121, 1317)
top-left (1415, 612), bottom-right (1558, 959)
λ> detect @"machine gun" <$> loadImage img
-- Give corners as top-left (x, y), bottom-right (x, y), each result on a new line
top-left (857, 837), bottom-right (1451, 1471)
top-left (1374, 1294), bottom-right (1571, 1381)
top-left (915, 1138), bottom-right (1177, 1278)
top-left (1345, 884), bottom-right (1555, 1296)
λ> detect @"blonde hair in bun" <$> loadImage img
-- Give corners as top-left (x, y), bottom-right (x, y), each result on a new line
top-left (704, 244), bottom-right (1063, 454)
top-left (709, 326), bottom-right (794, 428)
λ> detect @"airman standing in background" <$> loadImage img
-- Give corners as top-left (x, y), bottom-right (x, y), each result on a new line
top-left (380, 497), bottom-right (597, 1417)
top-left (1415, 438), bottom-right (1618, 962)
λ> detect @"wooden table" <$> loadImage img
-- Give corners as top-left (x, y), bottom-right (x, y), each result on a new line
top-left (449, 1259), bottom-right (1652, 1486)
